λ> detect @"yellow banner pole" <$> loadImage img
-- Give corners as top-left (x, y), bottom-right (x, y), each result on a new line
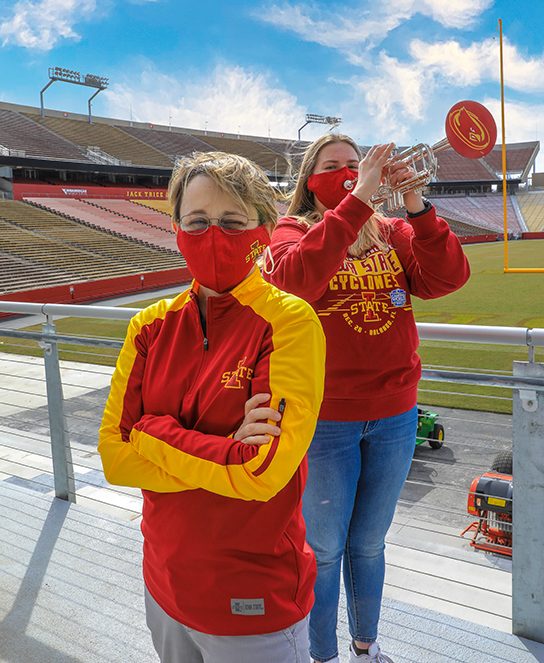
top-left (498, 18), bottom-right (509, 272)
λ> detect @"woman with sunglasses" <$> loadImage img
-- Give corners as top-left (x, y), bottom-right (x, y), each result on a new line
top-left (264, 136), bottom-right (470, 663)
top-left (99, 151), bottom-right (325, 663)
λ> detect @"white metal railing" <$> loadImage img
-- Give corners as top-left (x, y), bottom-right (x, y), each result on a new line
top-left (1, 301), bottom-right (544, 348)
top-left (85, 145), bottom-right (131, 166)
top-left (0, 300), bottom-right (543, 643)
top-left (0, 143), bottom-right (25, 157)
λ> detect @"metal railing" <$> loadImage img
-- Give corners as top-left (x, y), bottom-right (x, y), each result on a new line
top-left (0, 300), bottom-right (543, 642)
top-left (0, 143), bottom-right (26, 157)
top-left (85, 145), bottom-right (132, 166)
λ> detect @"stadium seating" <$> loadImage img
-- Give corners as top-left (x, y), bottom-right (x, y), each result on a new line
top-left (0, 213), bottom-right (135, 292)
top-left (428, 195), bottom-right (522, 233)
top-left (0, 246), bottom-right (76, 293)
top-left (484, 143), bottom-right (538, 178)
top-left (26, 114), bottom-right (172, 167)
top-left (192, 135), bottom-right (289, 175)
top-left (134, 199), bottom-right (173, 215)
top-left (90, 199), bottom-right (171, 229)
top-left (517, 192), bottom-right (544, 231)
top-left (434, 148), bottom-right (495, 181)
top-left (254, 138), bottom-right (307, 159)
top-left (0, 109), bottom-right (88, 162)
top-left (119, 126), bottom-right (214, 160)
top-left (24, 198), bottom-right (177, 252)
top-left (0, 201), bottom-right (184, 293)
top-left (85, 199), bottom-right (176, 250)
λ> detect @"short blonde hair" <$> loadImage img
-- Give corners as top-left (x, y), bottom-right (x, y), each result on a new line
top-left (287, 134), bottom-right (389, 255)
top-left (169, 151), bottom-right (278, 228)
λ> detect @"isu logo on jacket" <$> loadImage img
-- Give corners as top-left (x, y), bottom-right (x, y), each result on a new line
top-left (221, 356), bottom-right (253, 388)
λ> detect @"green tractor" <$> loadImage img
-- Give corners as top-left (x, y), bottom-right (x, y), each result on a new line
top-left (416, 407), bottom-right (445, 450)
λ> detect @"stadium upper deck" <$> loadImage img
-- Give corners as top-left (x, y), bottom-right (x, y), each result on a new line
top-left (0, 100), bottom-right (539, 185)
top-left (0, 99), bottom-right (542, 301)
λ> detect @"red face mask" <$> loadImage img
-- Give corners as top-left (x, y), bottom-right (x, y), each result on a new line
top-left (176, 225), bottom-right (270, 293)
top-left (307, 166), bottom-right (358, 210)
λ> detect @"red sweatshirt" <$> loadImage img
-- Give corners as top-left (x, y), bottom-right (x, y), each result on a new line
top-left (98, 269), bottom-right (325, 635)
top-left (266, 193), bottom-right (470, 421)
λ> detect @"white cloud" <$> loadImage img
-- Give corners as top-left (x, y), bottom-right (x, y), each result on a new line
top-left (483, 98), bottom-right (543, 171)
top-left (103, 63), bottom-right (318, 140)
top-left (0, 0), bottom-right (97, 50)
top-left (341, 52), bottom-right (432, 142)
top-left (336, 34), bottom-right (544, 151)
top-left (256, 0), bottom-right (492, 61)
top-left (418, 0), bottom-right (493, 29)
top-left (410, 37), bottom-right (544, 93)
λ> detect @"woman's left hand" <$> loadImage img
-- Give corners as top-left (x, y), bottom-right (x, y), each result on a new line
top-left (234, 393), bottom-right (282, 446)
top-left (388, 160), bottom-right (425, 214)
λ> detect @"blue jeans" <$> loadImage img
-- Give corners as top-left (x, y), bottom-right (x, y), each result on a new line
top-left (302, 407), bottom-right (417, 663)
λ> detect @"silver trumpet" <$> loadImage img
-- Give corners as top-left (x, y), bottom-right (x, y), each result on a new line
top-left (369, 138), bottom-right (450, 211)
top-left (365, 100), bottom-right (498, 210)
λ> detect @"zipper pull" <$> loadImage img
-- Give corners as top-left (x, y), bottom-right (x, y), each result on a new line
top-left (203, 337), bottom-right (209, 351)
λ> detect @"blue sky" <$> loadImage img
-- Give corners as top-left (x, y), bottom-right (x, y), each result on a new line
top-left (1, 0), bottom-right (543, 168)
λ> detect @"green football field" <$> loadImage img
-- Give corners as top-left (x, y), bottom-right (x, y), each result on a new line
top-left (414, 239), bottom-right (544, 412)
top-left (1, 240), bottom-right (543, 414)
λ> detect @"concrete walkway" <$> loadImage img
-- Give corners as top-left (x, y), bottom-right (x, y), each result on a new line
top-left (2, 481), bottom-right (544, 663)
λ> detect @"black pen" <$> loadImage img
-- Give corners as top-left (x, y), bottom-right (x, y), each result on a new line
top-left (278, 398), bottom-right (286, 416)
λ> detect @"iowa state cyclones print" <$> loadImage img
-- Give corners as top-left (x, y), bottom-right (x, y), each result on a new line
top-left (317, 246), bottom-right (411, 337)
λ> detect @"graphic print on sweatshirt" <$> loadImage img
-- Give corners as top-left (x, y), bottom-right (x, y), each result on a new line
top-left (317, 245), bottom-right (412, 336)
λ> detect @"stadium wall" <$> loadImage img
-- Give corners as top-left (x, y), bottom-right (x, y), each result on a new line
top-left (522, 231), bottom-right (544, 240)
top-left (0, 267), bottom-right (190, 312)
top-left (459, 234), bottom-right (500, 244)
top-left (458, 232), bottom-right (544, 244)
top-left (13, 183), bottom-right (167, 200)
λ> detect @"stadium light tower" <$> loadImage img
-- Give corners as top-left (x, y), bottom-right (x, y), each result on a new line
top-left (40, 67), bottom-right (109, 123)
top-left (298, 113), bottom-right (342, 141)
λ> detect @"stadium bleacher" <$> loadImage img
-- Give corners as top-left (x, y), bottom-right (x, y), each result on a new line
top-left (0, 200), bottom-right (184, 294)
top-left (484, 142), bottom-right (539, 179)
top-left (517, 191), bottom-right (544, 231)
top-left (0, 212), bottom-right (136, 291)
top-left (0, 100), bottom-right (541, 298)
top-left (25, 198), bottom-right (177, 252)
top-left (434, 148), bottom-right (495, 181)
top-left (0, 249), bottom-right (72, 293)
top-left (190, 135), bottom-right (290, 175)
top-left (88, 199), bottom-right (172, 230)
top-left (134, 199), bottom-right (173, 215)
top-left (428, 195), bottom-right (523, 233)
top-left (119, 126), bottom-right (215, 161)
top-left (27, 114), bottom-right (172, 167)
top-left (0, 109), bottom-right (89, 162)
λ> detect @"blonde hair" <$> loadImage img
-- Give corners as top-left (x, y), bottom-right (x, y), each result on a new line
top-left (287, 134), bottom-right (389, 255)
top-left (169, 151), bottom-right (279, 228)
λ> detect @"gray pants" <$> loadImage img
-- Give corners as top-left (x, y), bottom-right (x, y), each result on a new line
top-left (145, 588), bottom-right (311, 663)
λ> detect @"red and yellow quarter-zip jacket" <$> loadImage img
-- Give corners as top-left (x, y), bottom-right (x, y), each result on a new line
top-left (98, 268), bottom-right (326, 635)
top-left (265, 194), bottom-right (470, 421)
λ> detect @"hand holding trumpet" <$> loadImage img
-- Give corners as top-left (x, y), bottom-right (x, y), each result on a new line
top-left (386, 158), bottom-right (426, 214)
top-left (352, 143), bottom-right (425, 214)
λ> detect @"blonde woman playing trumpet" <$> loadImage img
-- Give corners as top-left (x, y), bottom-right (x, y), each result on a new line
top-left (264, 136), bottom-right (470, 663)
